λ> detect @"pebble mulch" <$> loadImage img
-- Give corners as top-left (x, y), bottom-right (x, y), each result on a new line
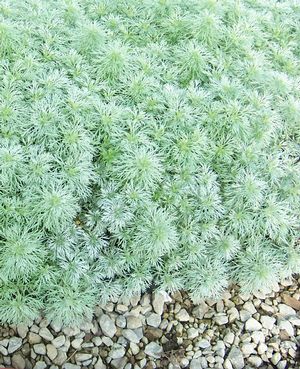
top-left (0, 278), bottom-right (299, 369)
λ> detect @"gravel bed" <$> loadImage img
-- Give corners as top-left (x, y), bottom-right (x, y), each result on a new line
top-left (0, 278), bottom-right (299, 369)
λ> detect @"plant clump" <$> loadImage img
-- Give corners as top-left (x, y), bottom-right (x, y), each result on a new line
top-left (0, 0), bottom-right (300, 325)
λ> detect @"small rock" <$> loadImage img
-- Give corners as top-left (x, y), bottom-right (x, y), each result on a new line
top-left (176, 309), bottom-right (189, 322)
top-left (111, 357), bottom-right (128, 369)
top-left (146, 313), bottom-right (161, 328)
top-left (34, 343), bottom-right (46, 355)
top-left (239, 310), bottom-right (251, 322)
top-left (271, 352), bottom-right (281, 365)
top-left (0, 346), bottom-right (8, 355)
top-left (243, 301), bottom-right (256, 314)
top-left (12, 353), bottom-right (26, 369)
top-left (99, 314), bottom-right (117, 338)
top-left (260, 316), bottom-right (275, 330)
top-left (224, 332), bottom-right (235, 345)
top-left (92, 336), bottom-right (102, 346)
top-left (33, 362), bottom-right (47, 369)
top-left (127, 315), bottom-right (142, 329)
top-left (198, 339), bottom-right (210, 349)
top-left (53, 350), bottom-right (67, 365)
top-left (75, 353), bottom-right (93, 362)
top-left (123, 329), bottom-right (140, 343)
top-left (187, 328), bottom-right (199, 340)
top-left (17, 324), bottom-right (29, 339)
top-left (257, 343), bottom-right (267, 355)
top-left (241, 343), bottom-right (255, 356)
top-left (152, 292), bottom-right (166, 315)
top-left (62, 364), bottom-right (81, 369)
top-left (39, 327), bottom-right (54, 341)
top-left (28, 332), bottom-right (41, 345)
top-left (224, 358), bottom-right (233, 369)
top-left (52, 335), bottom-right (65, 348)
top-left (63, 327), bottom-right (80, 336)
top-left (145, 327), bottom-right (163, 340)
top-left (116, 315), bottom-right (126, 328)
top-left (228, 347), bottom-right (244, 369)
top-left (71, 338), bottom-right (83, 349)
top-left (278, 304), bottom-right (296, 317)
top-left (145, 342), bottom-right (163, 358)
top-left (8, 337), bottom-right (23, 354)
top-left (94, 357), bottom-right (106, 369)
top-left (130, 342), bottom-right (140, 355)
top-left (245, 318), bottom-right (262, 331)
top-left (228, 308), bottom-right (239, 323)
top-left (277, 360), bottom-right (287, 369)
top-left (278, 320), bottom-right (294, 336)
top-left (214, 314), bottom-right (228, 325)
top-left (0, 338), bottom-right (9, 347)
top-left (46, 344), bottom-right (57, 361)
top-left (109, 344), bottom-right (126, 359)
top-left (190, 357), bottom-right (208, 369)
top-left (251, 331), bottom-right (265, 344)
top-left (248, 355), bottom-right (262, 368)
top-left (192, 302), bottom-right (209, 319)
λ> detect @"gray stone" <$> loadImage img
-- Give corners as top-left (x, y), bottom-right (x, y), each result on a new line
top-left (190, 357), bottom-right (208, 369)
top-left (239, 310), bottom-right (251, 322)
top-left (39, 327), bottom-right (54, 341)
top-left (126, 315), bottom-right (142, 329)
top-left (228, 347), bottom-right (244, 369)
top-left (241, 343), bottom-right (255, 356)
top-left (187, 328), bottom-right (199, 339)
top-left (198, 339), bottom-right (210, 348)
top-left (0, 345), bottom-right (8, 355)
top-left (243, 301), bottom-right (256, 314)
top-left (17, 324), bottom-right (29, 339)
top-left (75, 353), bottom-right (93, 362)
top-left (251, 331), bottom-right (265, 344)
top-left (46, 344), bottom-right (58, 361)
top-left (278, 320), bottom-right (294, 336)
top-left (245, 318), bottom-right (262, 331)
top-left (192, 302), bottom-right (209, 319)
top-left (224, 332), bottom-right (234, 345)
top-left (214, 314), bottom-right (228, 325)
top-left (116, 315), bottom-right (126, 328)
top-left (146, 313), bottom-right (161, 328)
top-left (53, 351), bottom-right (68, 366)
top-left (109, 344), bottom-right (126, 359)
top-left (152, 292), bottom-right (165, 315)
top-left (99, 314), bottom-right (116, 338)
top-left (271, 352), bottom-right (281, 365)
top-left (176, 309), bottom-right (189, 322)
top-left (71, 338), bottom-right (83, 349)
top-left (34, 343), bottom-right (46, 355)
top-left (248, 355), bottom-right (263, 367)
top-left (94, 357), bottom-right (107, 369)
top-left (92, 336), bottom-right (102, 346)
top-left (12, 353), bottom-right (26, 369)
top-left (8, 337), bottom-right (23, 354)
top-left (123, 329), bottom-right (140, 343)
top-left (145, 342), bottom-right (163, 358)
top-left (33, 362), bottom-right (47, 369)
top-left (0, 338), bottom-right (9, 347)
top-left (28, 332), bottom-right (42, 344)
top-left (62, 364), bottom-right (81, 369)
top-left (52, 335), bottom-right (65, 348)
top-left (278, 304), bottom-right (296, 317)
top-left (261, 315), bottom-right (275, 330)
top-left (111, 357), bottom-right (128, 369)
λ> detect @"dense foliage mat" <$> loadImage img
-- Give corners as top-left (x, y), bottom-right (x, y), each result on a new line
top-left (0, 0), bottom-right (300, 325)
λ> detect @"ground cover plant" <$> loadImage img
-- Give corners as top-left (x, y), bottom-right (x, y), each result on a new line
top-left (0, 0), bottom-right (300, 325)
